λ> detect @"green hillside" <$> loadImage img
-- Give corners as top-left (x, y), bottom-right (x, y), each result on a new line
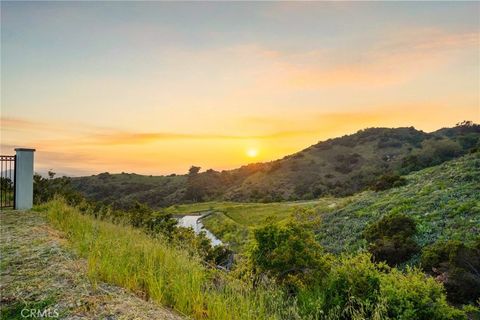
top-left (72, 172), bottom-right (187, 208)
top-left (168, 153), bottom-right (480, 255)
top-left (317, 152), bottom-right (479, 253)
top-left (71, 122), bottom-right (479, 208)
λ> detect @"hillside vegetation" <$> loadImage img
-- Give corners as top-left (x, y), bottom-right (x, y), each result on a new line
top-left (25, 151), bottom-right (479, 318)
top-left (316, 152), bottom-right (480, 253)
top-left (71, 122), bottom-right (480, 208)
top-left (25, 199), bottom-right (472, 320)
top-left (167, 153), bottom-right (479, 255)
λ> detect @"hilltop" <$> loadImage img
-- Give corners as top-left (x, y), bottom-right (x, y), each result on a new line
top-left (71, 122), bottom-right (479, 208)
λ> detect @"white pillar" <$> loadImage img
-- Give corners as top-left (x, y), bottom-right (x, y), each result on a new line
top-left (15, 148), bottom-right (35, 210)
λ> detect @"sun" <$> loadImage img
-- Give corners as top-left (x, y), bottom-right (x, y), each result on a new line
top-left (246, 148), bottom-right (258, 158)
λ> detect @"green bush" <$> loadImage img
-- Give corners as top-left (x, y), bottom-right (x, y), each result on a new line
top-left (371, 173), bottom-right (407, 191)
top-left (318, 253), bottom-right (384, 319)
top-left (363, 213), bottom-right (419, 266)
top-left (248, 219), bottom-right (329, 292)
top-left (299, 253), bottom-right (465, 320)
top-left (380, 267), bottom-right (467, 320)
top-left (421, 240), bottom-right (480, 305)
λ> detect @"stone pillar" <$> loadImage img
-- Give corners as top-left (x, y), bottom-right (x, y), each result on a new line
top-left (15, 148), bottom-right (35, 210)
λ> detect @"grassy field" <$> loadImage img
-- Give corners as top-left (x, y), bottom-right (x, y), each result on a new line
top-left (167, 200), bottom-right (325, 221)
top-left (166, 153), bottom-right (480, 254)
top-left (0, 210), bottom-right (183, 320)
top-left (35, 199), bottom-right (299, 320)
top-left (166, 200), bottom-right (336, 250)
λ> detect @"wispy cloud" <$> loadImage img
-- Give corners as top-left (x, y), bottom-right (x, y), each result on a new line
top-left (1, 116), bottom-right (316, 148)
top-left (244, 28), bottom-right (479, 89)
top-left (78, 129), bottom-right (319, 145)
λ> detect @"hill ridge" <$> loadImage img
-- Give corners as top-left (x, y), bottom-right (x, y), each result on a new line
top-left (70, 122), bottom-right (480, 208)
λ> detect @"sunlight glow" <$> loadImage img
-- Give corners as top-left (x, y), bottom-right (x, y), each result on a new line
top-left (246, 148), bottom-right (259, 158)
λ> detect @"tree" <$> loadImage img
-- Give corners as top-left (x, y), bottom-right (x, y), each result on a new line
top-left (33, 172), bottom-right (83, 205)
top-left (363, 213), bottom-right (419, 266)
top-left (188, 166), bottom-right (201, 176)
top-left (0, 177), bottom-right (13, 191)
top-left (48, 170), bottom-right (56, 179)
top-left (129, 201), bottom-right (152, 228)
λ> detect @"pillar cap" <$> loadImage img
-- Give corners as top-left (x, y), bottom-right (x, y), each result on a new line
top-left (15, 148), bottom-right (36, 152)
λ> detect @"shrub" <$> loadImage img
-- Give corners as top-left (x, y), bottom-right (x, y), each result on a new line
top-left (371, 173), bottom-right (407, 191)
top-left (363, 213), bottom-right (419, 266)
top-left (380, 267), bottom-right (467, 320)
top-left (319, 253), bottom-right (384, 319)
top-left (248, 219), bottom-right (329, 292)
top-left (303, 253), bottom-right (465, 320)
top-left (421, 240), bottom-right (480, 305)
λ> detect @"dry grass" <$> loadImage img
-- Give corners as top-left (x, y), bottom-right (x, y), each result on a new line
top-left (0, 209), bottom-right (183, 320)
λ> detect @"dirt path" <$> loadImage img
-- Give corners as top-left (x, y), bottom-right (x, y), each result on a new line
top-left (0, 210), bottom-right (184, 320)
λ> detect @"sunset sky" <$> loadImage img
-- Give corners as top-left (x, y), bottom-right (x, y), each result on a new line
top-left (1, 2), bottom-right (479, 176)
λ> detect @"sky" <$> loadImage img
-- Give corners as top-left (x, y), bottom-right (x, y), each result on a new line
top-left (1, 1), bottom-right (479, 176)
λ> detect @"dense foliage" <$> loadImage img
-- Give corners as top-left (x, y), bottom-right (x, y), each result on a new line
top-left (33, 171), bottom-right (83, 205)
top-left (178, 153), bottom-right (479, 258)
top-left (249, 213), bottom-right (329, 292)
top-left (317, 152), bottom-right (480, 253)
top-left (363, 213), bottom-right (419, 266)
top-left (370, 173), bottom-right (407, 191)
top-left (421, 240), bottom-right (480, 305)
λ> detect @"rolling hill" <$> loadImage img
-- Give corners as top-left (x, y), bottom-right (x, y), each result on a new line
top-left (71, 122), bottom-right (480, 208)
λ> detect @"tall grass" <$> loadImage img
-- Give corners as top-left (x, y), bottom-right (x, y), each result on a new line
top-left (37, 198), bottom-right (297, 320)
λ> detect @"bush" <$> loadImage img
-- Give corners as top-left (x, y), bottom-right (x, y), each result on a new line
top-left (300, 253), bottom-right (465, 320)
top-left (318, 253), bottom-right (383, 319)
top-left (381, 267), bottom-right (467, 320)
top-left (248, 218), bottom-right (329, 292)
top-left (363, 213), bottom-right (419, 266)
top-left (371, 173), bottom-right (407, 191)
top-left (421, 240), bottom-right (480, 305)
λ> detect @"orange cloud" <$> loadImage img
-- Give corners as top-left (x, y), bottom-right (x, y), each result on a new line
top-left (246, 29), bottom-right (479, 89)
top-left (77, 130), bottom-right (319, 146)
